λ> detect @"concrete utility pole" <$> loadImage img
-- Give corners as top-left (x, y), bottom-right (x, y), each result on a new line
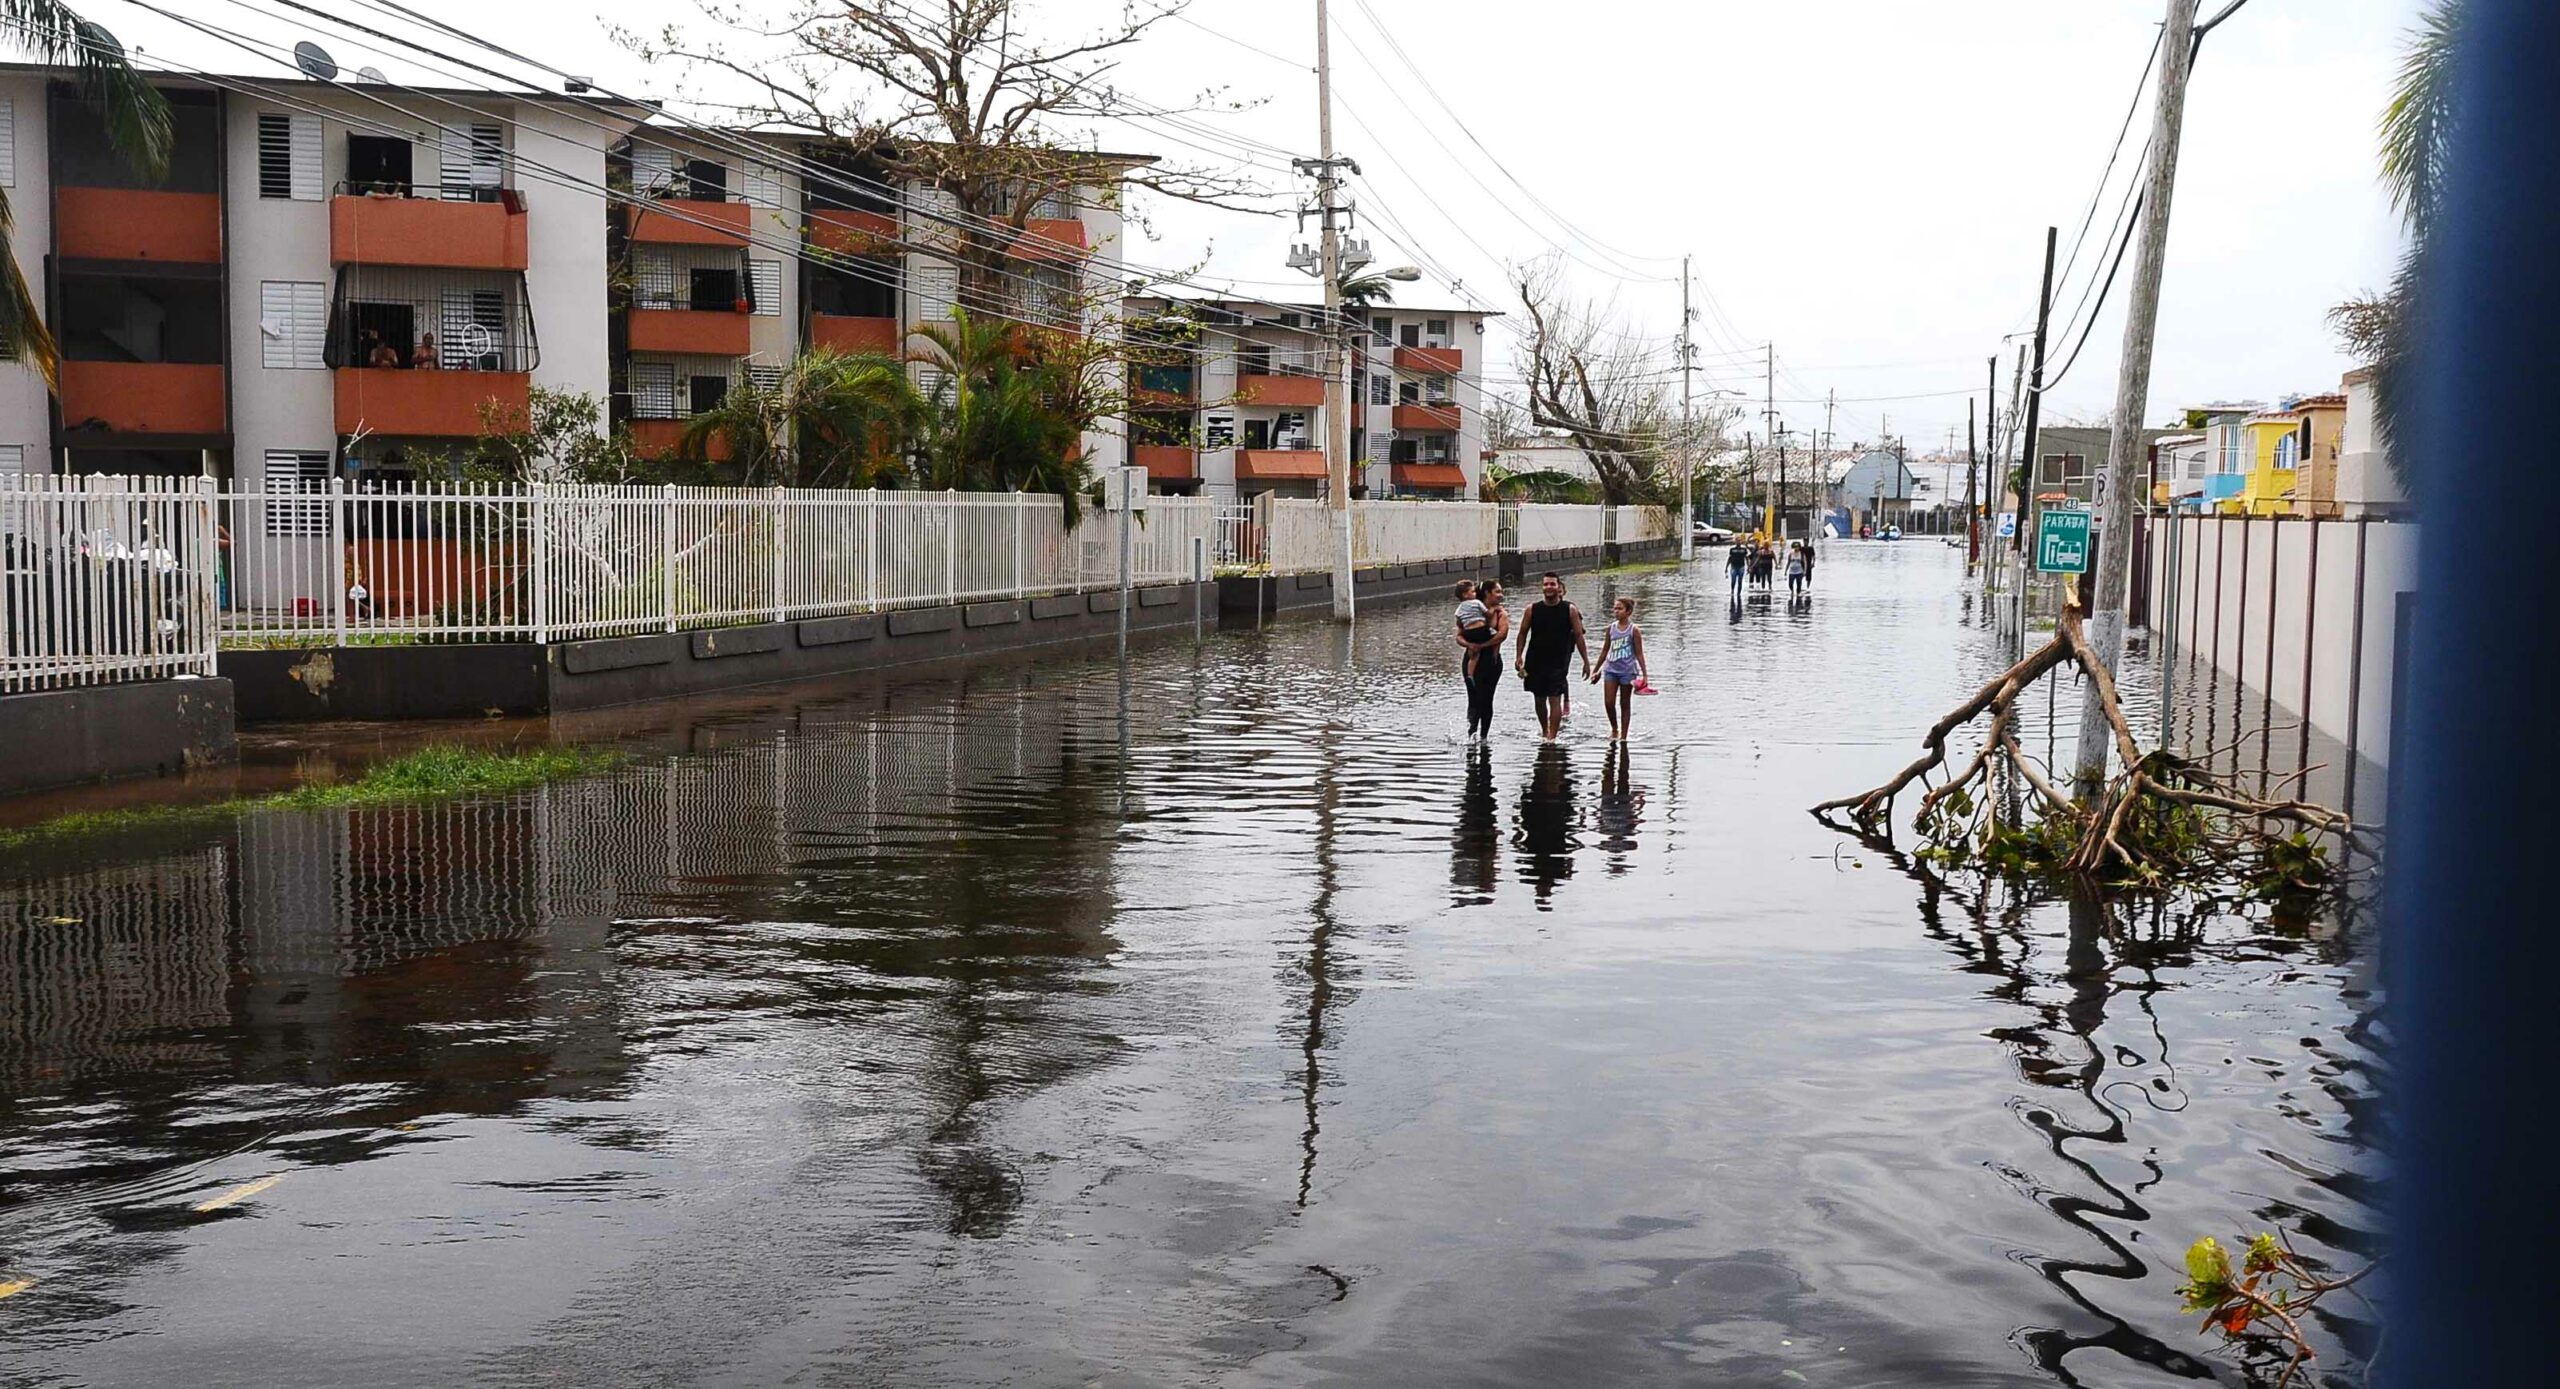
top-left (1680, 254), bottom-right (1695, 561)
top-left (2013, 227), bottom-right (2059, 655)
top-left (1965, 397), bottom-right (1980, 563)
top-left (2074, 0), bottom-right (2200, 795)
top-left (1763, 343), bottom-right (1776, 536)
top-left (1308, 0), bottom-right (1355, 622)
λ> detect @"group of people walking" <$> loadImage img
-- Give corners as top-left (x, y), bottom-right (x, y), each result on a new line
top-left (1453, 572), bottom-right (1650, 743)
top-left (1726, 536), bottom-right (1816, 597)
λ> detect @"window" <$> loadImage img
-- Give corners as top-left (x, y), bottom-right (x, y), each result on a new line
top-left (0, 99), bottom-right (14, 188)
top-left (440, 122), bottom-right (503, 199)
top-left (263, 450), bottom-right (332, 536)
top-left (741, 160), bottom-right (783, 208)
top-left (1203, 412), bottom-right (1235, 450)
top-left (749, 260), bottom-right (782, 315)
top-left (1370, 315), bottom-right (1391, 347)
top-left (1398, 380), bottom-right (1420, 406)
top-left (257, 112), bottom-right (321, 200)
top-left (1278, 312), bottom-right (1302, 330)
top-left (746, 360), bottom-right (784, 391)
top-left (439, 291), bottom-right (506, 369)
top-left (0, 445), bottom-right (23, 475)
top-left (1399, 323), bottom-right (1420, 348)
top-left (1366, 429), bottom-right (1391, 462)
top-left (259, 281), bottom-right (326, 369)
top-left (915, 264), bottom-right (957, 320)
top-left (1274, 411), bottom-right (1309, 448)
top-left (683, 158), bottom-right (727, 201)
top-left (1425, 317), bottom-right (1450, 345)
top-left (2275, 434), bottom-right (2299, 470)
top-left (629, 362), bottom-right (677, 418)
top-left (689, 374), bottom-right (730, 414)
top-left (688, 265), bottom-right (740, 312)
top-left (1425, 375), bottom-right (1453, 404)
top-left (1370, 373), bottom-right (1390, 407)
top-left (346, 133), bottom-right (413, 194)
top-left (631, 143), bottom-right (677, 196)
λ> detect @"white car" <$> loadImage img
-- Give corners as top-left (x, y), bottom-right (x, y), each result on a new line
top-left (1692, 524), bottom-right (1736, 546)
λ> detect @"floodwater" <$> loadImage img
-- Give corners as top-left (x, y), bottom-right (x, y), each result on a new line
top-left (0, 544), bottom-right (2382, 1387)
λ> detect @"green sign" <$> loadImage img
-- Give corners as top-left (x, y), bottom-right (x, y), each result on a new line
top-left (2036, 506), bottom-right (2092, 574)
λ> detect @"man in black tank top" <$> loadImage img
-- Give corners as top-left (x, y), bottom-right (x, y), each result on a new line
top-left (1511, 571), bottom-right (1590, 742)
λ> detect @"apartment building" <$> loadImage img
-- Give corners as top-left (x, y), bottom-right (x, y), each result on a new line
top-left (0, 64), bottom-right (636, 485)
top-left (1122, 293), bottom-right (1492, 500)
top-left (610, 127), bottom-right (1141, 471)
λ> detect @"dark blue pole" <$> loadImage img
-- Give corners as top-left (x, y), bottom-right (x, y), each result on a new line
top-left (2388, 1), bottom-right (2560, 1381)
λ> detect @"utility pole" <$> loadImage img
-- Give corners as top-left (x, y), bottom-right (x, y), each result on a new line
top-left (1822, 390), bottom-right (1836, 537)
top-left (1965, 397), bottom-right (1980, 565)
top-left (1776, 427), bottom-right (1789, 541)
top-left (1763, 343), bottom-right (1776, 538)
top-left (2074, 0), bottom-right (2200, 796)
top-left (1305, 0), bottom-right (1356, 622)
top-left (2014, 226), bottom-right (2060, 655)
top-left (1680, 254), bottom-right (1695, 560)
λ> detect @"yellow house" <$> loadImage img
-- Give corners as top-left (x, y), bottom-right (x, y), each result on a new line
top-left (2235, 409), bottom-right (2305, 515)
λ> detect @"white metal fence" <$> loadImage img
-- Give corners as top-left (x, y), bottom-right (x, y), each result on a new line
top-left (214, 481), bottom-right (1217, 645)
top-left (3, 475), bottom-right (220, 692)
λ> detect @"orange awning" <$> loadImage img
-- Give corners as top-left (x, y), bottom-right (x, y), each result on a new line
top-left (1237, 449), bottom-right (1330, 480)
top-left (1393, 463), bottom-right (1468, 490)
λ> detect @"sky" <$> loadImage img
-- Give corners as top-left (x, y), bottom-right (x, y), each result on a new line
top-left (55, 0), bottom-right (2423, 455)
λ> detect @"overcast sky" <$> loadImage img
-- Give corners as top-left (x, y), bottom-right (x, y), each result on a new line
top-left (67, 0), bottom-right (2421, 452)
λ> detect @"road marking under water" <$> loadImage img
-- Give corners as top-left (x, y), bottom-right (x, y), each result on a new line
top-left (192, 1176), bottom-right (281, 1212)
top-left (0, 1276), bottom-right (34, 1299)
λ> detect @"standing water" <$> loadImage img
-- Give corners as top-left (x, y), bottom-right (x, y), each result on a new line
top-left (0, 544), bottom-right (2379, 1386)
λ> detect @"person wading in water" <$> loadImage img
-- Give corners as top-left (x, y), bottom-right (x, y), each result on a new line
top-left (1512, 571), bottom-right (1591, 743)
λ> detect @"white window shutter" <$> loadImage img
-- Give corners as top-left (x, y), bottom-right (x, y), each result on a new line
top-left (745, 360), bottom-right (784, 391)
top-left (259, 281), bottom-right (326, 368)
top-left (1367, 430), bottom-right (1392, 461)
top-left (749, 259), bottom-right (782, 316)
top-left (442, 123), bottom-right (501, 197)
top-left (629, 362), bottom-right (676, 418)
top-left (0, 99), bottom-right (15, 188)
top-left (915, 263), bottom-right (957, 321)
top-left (631, 144), bottom-right (676, 195)
top-left (742, 160), bottom-right (783, 208)
top-left (0, 444), bottom-right (23, 476)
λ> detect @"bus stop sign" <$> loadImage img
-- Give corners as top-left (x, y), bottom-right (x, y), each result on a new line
top-left (2036, 506), bottom-right (2092, 574)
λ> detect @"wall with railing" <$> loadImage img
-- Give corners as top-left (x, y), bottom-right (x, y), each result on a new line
top-left (215, 482), bottom-right (1215, 646)
top-left (1513, 503), bottom-right (1608, 553)
top-left (2, 477), bottom-right (219, 693)
top-left (1261, 499), bottom-right (1499, 574)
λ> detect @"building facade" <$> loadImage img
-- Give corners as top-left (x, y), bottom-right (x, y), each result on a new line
top-left (1121, 293), bottom-right (1492, 499)
top-left (0, 65), bottom-right (637, 486)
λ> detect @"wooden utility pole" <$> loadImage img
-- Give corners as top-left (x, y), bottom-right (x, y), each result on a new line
top-left (2074, 0), bottom-right (2201, 794)
top-left (2012, 227), bottom-right (2059, 654)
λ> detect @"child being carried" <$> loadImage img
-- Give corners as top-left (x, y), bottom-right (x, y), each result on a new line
top-left (1453, 580), bottom-right (1495, 679)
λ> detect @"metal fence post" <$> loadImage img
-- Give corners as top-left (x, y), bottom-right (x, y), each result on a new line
top-left (195, 475), bottom-right (218, 674)
top-left (530, 483), bottom-right (550, 643)
top-left (329, 475), bottom-right (348, 647)
top-left (663, 482), bottom-right (678, 634)
top-left (945, 488), bottom-right (959, 602)
top-left (864, 489), bottom-right (879, 612)
top-left (772, 485), bottom-right (788, 624)
top-left (1014, 491), bottom-right (1026, 599)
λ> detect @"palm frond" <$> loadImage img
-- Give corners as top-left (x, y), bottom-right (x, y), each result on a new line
top-left (0, 4), bottom-right (173, 180)
top-left (2380, 0), bottom-right (2464, 241)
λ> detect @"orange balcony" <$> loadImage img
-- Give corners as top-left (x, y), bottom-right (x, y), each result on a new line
top-left (808, 208), bottom-right (899, 256)
top-left (627, 307), bottom-right (752, 356)
top-left (810, 314), bottom-right (903, 356)
top-left (1134, 444), bottom-right (1197, 481)
top-left (1393, 462), bottom-right (1469, 492)
top-left (1395, 344), bottom-right (1464, 374)
top-left (331, 194), bottom-right (528, 270)
top-left (58, 362), bottom-right (226, 435)
top-left (1236, 449), bottom-right (1329, 482)
top-left (1394, 402), bottom-right (1462, 432)
top-left (1012, 217), bottom-right (1088, 262)
top-left (335, 368), bottom-right (529, 437)
top-left (629, 198), bottom-right (752, 246)
top-left (56, 188), bottom-right (221, 264)
top-left (629, 418), bottom-right (732, 462)
top-left (1239, 374), bottom-right (1327, 408)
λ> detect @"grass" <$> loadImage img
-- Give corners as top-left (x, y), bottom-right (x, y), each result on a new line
top-left (0, 743), bottom-right (622, 851)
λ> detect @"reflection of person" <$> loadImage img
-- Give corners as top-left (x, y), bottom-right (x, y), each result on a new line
top-left (1511, 571), bottom-right (1589, 743)
top-left (1512, 743), bottom-right (1579, 907)
top-left (1597, 742), bottom-right (1645, 873)
top-left (1588, 595), bottom-right (1649, 742)
top-left (1460, 580), bottom-right (1509, 740)
top-left (1450, 742), bottom-right (1499, 906)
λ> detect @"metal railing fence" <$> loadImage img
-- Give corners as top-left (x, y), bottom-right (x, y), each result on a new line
top-left (2, 475), bottom-right (219, 692)
top-left (214, 481), bottom-right (1215, 646)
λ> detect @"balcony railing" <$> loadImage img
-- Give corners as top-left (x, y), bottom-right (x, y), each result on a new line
top-left (810, 314), bottom-right (902, 356)
top-left (1394, 344), bottom-right (1464, 374)
top-left (54, 188), bottom-right (222, 264)
top-left (1134, 444), bottom-right (1198, 481)
top-left (331, 182), bottom-right (529, 271)
top-left (629, 197), bottom-right (754, 246)
top-left (58, 362), bottom-right (227, 436)
top-left (1393, 402), bottom-right (1462, 432)
top-left (335, 369), bottom-right (531, 438)
top-left (1238, 375), bottom-right (1327, 408)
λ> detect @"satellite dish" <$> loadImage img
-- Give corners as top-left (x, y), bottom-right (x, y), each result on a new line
top-left (355, 66), bottom-right (388, 84)
top-left (293, 40), bottom-right (339, 81)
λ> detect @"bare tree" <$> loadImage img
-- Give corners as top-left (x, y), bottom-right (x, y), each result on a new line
top-left (622, 1), bottom-right (1265, 318)
top-left (1512, 259), bottom-right (1672, 506)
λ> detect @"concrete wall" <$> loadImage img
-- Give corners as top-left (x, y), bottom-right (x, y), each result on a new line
top-left (0, 73), bottom-right (50, 473)
top-left (2145, 512), bottom-right (2418, 769)
top-left (513, 103), bottom-right (620, 409)
top-left (0, 678), bottom-right (236, 796)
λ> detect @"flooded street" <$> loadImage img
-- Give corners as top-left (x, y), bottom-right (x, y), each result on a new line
top-left (0, 544), bottom-right (2380, 1388)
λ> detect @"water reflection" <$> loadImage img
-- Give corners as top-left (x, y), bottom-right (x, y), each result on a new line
top-left (1513, 745), bottom-right (1582, 907)
top-left (1595, 744), bottom-right (1647, 873)
top-left (1450, 744), bottom-right (1500, 906)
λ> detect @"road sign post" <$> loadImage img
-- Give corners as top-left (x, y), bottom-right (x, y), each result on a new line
top-left (2036, 503), bottom-right (2093, 575)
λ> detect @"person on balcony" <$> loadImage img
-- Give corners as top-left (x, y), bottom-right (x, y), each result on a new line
top-left (363, 330), bottom-right (402, 370)
top-left (415, 333), bottom-right (442, 370)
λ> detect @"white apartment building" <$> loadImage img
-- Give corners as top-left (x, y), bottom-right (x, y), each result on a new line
top-left (613, 126), bottom-right (1141, 472)
top-left (0, 64), bottom-right (636, 486)
top-left (1123, 293), bottom-right (1493, 500)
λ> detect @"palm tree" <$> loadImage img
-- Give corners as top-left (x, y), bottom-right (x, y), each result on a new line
top-left (906, 308), bottom-right (1088, 515)
top-left (679, 349), bottom-right (925, 488)
top-left (2328, 0), bottom-right (2462, 481)
top-left (0, 3), bottom-right (172, 384)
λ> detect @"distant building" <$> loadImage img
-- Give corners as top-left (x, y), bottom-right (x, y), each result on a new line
top-left (2334, 368), bottom-right (2409, 517)
top-left (1833, 449), bottom-right (1919, 529)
